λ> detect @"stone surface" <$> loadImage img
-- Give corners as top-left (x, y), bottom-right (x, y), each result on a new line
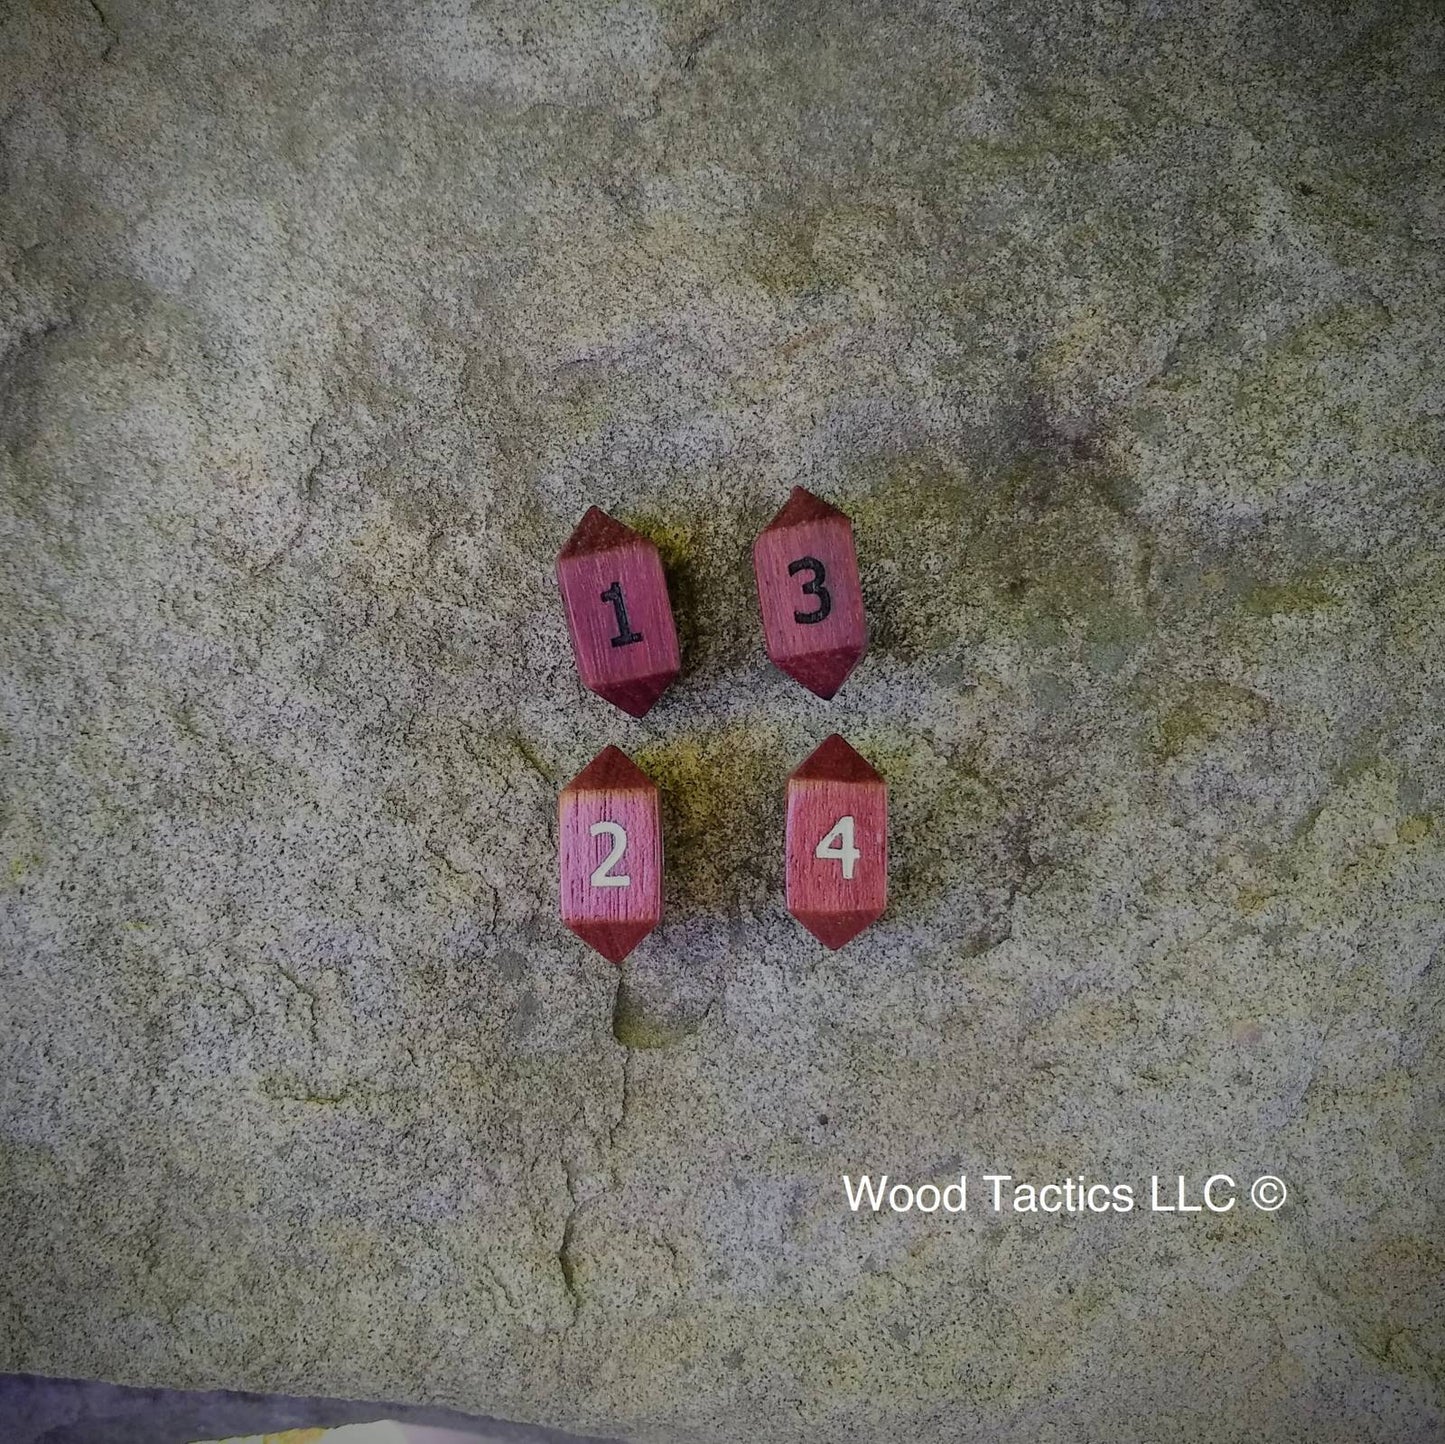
top-left (1, 1), bottom-right (1443, 1441)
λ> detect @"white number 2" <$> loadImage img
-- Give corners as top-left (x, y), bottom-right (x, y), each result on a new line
top-left (589, 821), bottom-right (631, 888)
top-left (815, 815), bottom-right (860, 880)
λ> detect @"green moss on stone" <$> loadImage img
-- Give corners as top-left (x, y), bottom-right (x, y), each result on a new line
top-left (1152, 681), bottom-right (1269, 761)
top-left (850, 448), bottom-right (1150, 663)
top-left (1240, 577), bottom-right (1338, 616)
top-left (612, 984), bottom-right (700, 1050)
top-left (635, 727), bottom-right (787, 913)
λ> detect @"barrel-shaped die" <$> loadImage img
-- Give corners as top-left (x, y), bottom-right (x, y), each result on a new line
top-left (557, 508), bottom-right (681, 718)
top-left (559, 746), bottom-right (662, 964)
top-left (786, 734), bottom-right (887, 949)
top-left (753, 488), bottom-right (867, 699)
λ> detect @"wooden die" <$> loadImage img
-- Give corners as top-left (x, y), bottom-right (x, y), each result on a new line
top-left (753, 487), bottom-right (867, 699)
top-left (557, 508), bottom-right (680, 718)
top-left (559, 746), bottom-right (662, 964)
top-left (785, 734), bottom-right (887, 949)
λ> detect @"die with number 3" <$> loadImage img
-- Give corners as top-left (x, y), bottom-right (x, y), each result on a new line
top-left (753, 486), bottom-right (868, 700)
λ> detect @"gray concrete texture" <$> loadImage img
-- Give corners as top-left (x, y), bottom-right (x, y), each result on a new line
top-left (1, 0), bottom-right (1442, 1440)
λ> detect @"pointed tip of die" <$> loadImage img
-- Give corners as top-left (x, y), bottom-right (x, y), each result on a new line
top-left (794, 907), bottom-right (883, 949)
top-left (774, 643), bottom-right (865, 699)
top-left (763, 486), bottom-right (848, 532)
top-left (568, 918), bottom-right (656, 964)
top-left (563, 745), bottom-right (655, 794)
top-left (790, 733), bottom-right (884, 786)
top-left (558, 506), bottom-right (642, 561)
top-left (591, 671), bottom-right (678, 718)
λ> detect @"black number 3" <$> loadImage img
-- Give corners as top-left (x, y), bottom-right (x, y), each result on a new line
top-left (788, 555), bottom-right (832, 624)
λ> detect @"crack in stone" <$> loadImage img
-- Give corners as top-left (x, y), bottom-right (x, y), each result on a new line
top-left (608, 1046), bottom-right (633, 1153)
top-left (267, 959), bottom-right (320, 1045)
top-left (679, 18), bottom-right (719, 71)
top-left (84, 0), bottom-right (119, 59)
top-left (556, 1156), bottom-right (582, 1322)
top-left (252, 437), bottom-right (325, 577)
top-left (479, 1260), bottom-right (522, 1314)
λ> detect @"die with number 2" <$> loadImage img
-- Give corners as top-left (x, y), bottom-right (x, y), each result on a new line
top-left (558, 745), bottom-right (663, 964)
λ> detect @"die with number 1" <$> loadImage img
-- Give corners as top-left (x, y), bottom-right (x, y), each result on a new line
top-left (557, 508), bottom-right (681, 718)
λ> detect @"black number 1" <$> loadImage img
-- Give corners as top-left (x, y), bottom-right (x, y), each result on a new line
top-left (600, 580), bottom-right (644, 647)
top-left (788, 556), bottom-right (832, 624)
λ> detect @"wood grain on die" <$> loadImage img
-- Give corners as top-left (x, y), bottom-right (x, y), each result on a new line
top-left (753, 487), bottom-right (867, 700)
top-left (557, 507), bottom-right (681, 718)
top-left (785, 733), bottom-right (887, 949)
top-left (559, 745), bottom-right (662, 964)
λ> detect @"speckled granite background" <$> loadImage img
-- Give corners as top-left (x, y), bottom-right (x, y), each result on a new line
top-left (1, 1), bottom-right (1442, 1440)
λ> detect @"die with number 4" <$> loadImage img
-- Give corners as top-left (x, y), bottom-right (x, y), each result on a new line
top-left (785, 734), bottom-right (887, 948)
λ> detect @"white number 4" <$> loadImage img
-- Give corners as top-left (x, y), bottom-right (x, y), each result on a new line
top-left (589, 821), bottom-right (631, 888)
top-left (815, 815), bottom-right (860, 880)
